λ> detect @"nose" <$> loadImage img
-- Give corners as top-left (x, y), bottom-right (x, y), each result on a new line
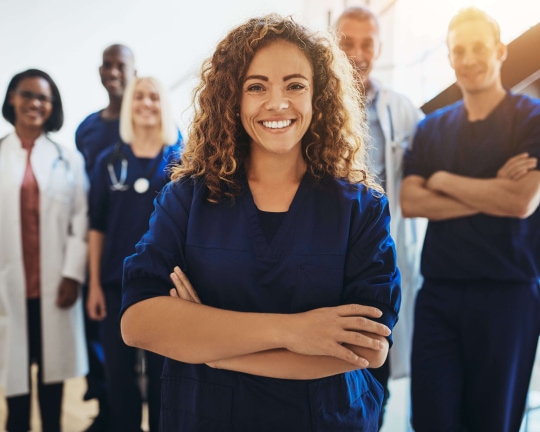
top-left (110, 67), bottom-right (121, 78)
top-left (264, 88), bottom-right (289, 111)
top-left (461, 49), bottom-right (477, 66)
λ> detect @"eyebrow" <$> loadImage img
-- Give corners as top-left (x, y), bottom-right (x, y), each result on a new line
top-left (244, 73), bottom-right (310, 83)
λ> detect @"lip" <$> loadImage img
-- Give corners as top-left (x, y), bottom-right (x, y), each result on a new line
top-left (259, 118), bottom-right (295, 130)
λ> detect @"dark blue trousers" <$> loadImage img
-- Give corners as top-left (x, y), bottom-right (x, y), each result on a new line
top-left (411, 279), bottom-right (540, 432)
top-left (101, 290), bottom-right (164, 432)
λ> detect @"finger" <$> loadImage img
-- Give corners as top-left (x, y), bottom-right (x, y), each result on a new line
top-left (336, 304), bottom-right (382, 319)
top-left (170, 271), bottom-right (195, 302)
top-left (174, 267), bottom-right (201, 303)
top-left (343, 316), bottom-right (391, 337)
top-left (170, 271), bottom-right (190, 299)
top-left (340, 330), bottom-right (386, 350)
top-left (330, 342), bottom-right (370, 367)
top-left (170, 288), bottom-right (180, 298)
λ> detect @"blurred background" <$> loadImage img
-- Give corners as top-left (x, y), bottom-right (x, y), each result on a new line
top-left (1, 0), bottom-right (540, 430)
top-left (1, 0), bottom-right (539, 144)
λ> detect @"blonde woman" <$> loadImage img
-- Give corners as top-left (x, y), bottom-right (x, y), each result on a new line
top-left (87, 76), bottom-right (180, 432)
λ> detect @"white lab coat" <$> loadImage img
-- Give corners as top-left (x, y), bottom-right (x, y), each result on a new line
top-left (0, 132), bottom-right (88, 397)
top-left (374, 83), bottom-right (428, 379)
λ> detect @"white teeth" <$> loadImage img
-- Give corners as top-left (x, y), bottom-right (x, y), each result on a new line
top-left (262, 120), bottom-right (292, 129)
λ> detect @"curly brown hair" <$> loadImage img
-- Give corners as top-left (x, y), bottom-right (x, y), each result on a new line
top-left (171, 13), bottom-right (381, 202)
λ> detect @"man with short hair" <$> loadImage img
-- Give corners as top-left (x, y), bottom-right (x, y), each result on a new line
top-left (401, 7), bottom-right (540, 431)
top-left (76, 43), bottom-right (136, 432)
top-left (76, 44), bottom-right (137, 174)
top-left (336, 6), bottom-right (426, 429)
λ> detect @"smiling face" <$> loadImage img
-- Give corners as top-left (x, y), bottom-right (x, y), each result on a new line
top-left (240, 40), bottom-right (313, 159)
top-left (9, 76), bottom-right (53, 134)
top-left (448, 19), bottom-right (506, 95)
top-left (131, 79), bottom-right (162, 130)
top-left (337, 17), bottom-right (381, 88)
top-left (99, 46), bottom-right (136, 98)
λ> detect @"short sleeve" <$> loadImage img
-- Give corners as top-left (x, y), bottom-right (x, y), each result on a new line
top-left (342, 191), bottom-right (401, 343)
top-left (513, 97), bottom-right (540, 161)
top-left (403, 120), bottom-right (431, 179)
top-left (121, 179), bottom-right (194, 317)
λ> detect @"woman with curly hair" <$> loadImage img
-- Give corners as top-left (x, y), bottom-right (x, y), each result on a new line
top-left (120, 14), bottom-right (400, 431)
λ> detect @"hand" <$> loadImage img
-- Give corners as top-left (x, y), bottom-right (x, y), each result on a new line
top-left (283, 304), bottom-right (391, 367)
top-left (87, 281), bottom-right (107, 321)
top-left (169, 266), bottom-right (201, 304)
top-left (497, 152), bottom-right (537, 181)
top-left (56, 278), bottom-right (79, 309)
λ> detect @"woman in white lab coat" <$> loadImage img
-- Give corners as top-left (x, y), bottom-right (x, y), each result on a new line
top-left (0, 69), bottom-right (88, 432)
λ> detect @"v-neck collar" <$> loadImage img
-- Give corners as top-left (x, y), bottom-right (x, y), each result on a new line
top-left (241, 173), bottom-right (310, 257)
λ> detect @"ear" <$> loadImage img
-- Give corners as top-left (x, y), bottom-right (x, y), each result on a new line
top-left (497, 42), bottom-right (508, 62)
top-left (447, 51), bottom-right (455, 70)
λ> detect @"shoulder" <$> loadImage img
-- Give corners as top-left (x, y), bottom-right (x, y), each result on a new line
top-left (376, 85), bottom-right (423, 123)
top-left (323, 176), bottom-right (388, 211)
top-left (418, 100), bottom-right (463, 130)
top-left (508, 92), bottom-right (540, 115)
top-left (76, 111), bottom-right (103, 133)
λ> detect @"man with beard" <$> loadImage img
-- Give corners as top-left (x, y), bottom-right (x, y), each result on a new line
top-left (335, 6), bottom-right (426, 430)
top-left (76, 43), bottom-right (136, 432)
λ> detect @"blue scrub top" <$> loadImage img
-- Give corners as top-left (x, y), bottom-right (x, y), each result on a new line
top-left (404, 92), bottom-right (540, 281)
top-left (89, 142), bottom-right (181, 290)
top-left (121, 173), bottom-right (400, 431)
top-left (76, 111), bottom-right (121, 174)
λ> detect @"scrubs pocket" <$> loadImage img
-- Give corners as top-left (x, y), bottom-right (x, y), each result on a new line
top-left (307, 370), bottom-right (383, 432)
top-left (161, 376), bottom-right (233, 431)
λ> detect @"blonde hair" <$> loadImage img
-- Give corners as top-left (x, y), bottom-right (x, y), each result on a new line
top-left (119, 76), bottom-right (177, 145)
top-left (172, 14), bottom-right (380, 202)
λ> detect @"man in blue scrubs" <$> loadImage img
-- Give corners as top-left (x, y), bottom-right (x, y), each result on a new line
top-left (401, 7), bottom-right (540, 432)
top-left (75, 43), bottom-right (136, 432)
top-left (336, 7), bottom-right (426, 429)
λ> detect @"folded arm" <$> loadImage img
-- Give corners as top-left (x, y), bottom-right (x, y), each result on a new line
top-left (161, 268), bottom-right (389, 379)
top-left (400, 175), bottom-right (479, 220)
top-left (426, 170), bottom-right (540, 218)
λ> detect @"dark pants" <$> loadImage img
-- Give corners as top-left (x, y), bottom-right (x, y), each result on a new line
top-left (411, 279), bottom-right (540, 432)
top-left (82, 282), bottom-right (108, 402)
top-left (101, 290), bottom-right (164, 432)
top-left (368, 358), bottom-right (390, 430)
top-left (6, 298), bottom-right (64, 432)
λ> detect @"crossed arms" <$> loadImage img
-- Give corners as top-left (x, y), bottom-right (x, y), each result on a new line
top-left (121, 266), bottom-right (390, 381)
top-left (401, 153), bottom-right (540, 221)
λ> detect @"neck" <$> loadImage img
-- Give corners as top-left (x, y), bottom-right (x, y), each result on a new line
top-left (130, 126), bottom-right (163, 157)
top-left (463, 83), bottom-right (506, 122)
top-left (101, 96), bottom-right (123, 120)
top-left (247, 148), bottom-right (306, 185)
top-left (15, 125), bottom-right (42, 141)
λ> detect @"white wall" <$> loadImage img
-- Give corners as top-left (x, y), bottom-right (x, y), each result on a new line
top-left (2, 0), bottom-right (538, 143)
top-left (0, 0), bottom-right (340, 146)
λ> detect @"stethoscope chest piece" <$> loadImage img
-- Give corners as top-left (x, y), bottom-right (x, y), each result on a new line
top-left (133, 177), bottom-right (150, 194)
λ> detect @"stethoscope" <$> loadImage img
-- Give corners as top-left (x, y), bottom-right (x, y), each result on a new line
top-left (0, 134), bottom-right (74, 203)
top-left (106, 142), bottom-right (164, 194)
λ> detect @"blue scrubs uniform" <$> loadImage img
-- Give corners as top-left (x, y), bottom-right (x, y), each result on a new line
top-left (76, 112), bottom-right (121, 174)
top-left (90, 142), bottom-right (181, 432)
top-left (122, 173), bottom-right (401, 432)
top-left (404, 92), bottom-right (540, 432)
